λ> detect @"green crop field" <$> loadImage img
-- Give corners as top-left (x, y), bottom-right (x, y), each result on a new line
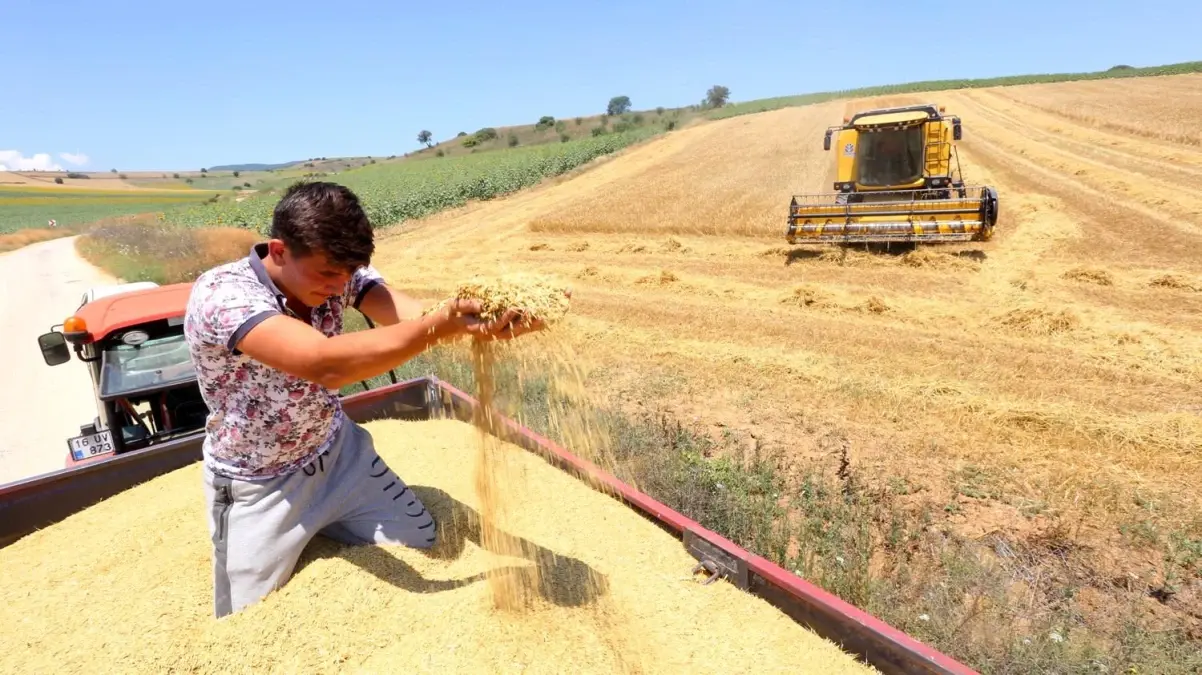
top-left (706, 60), bottom-right (1202, 120)
top-left (162, 126), bottom-right (664, 232)
top-left (0, 188), bottom-right (215, 234)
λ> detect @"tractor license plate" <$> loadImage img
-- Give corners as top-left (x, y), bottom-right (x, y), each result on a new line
top-left (68, 430), bottom-right (115, 462)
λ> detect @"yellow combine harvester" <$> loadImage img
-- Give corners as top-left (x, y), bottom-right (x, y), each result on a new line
top-left (786, 103), bottom-right (999, 245)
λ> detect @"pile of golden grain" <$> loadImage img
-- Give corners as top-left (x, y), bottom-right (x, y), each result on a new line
top-left (0, 419), bottom-right (877, 673)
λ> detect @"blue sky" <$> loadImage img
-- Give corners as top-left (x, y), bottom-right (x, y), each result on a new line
top-left (2, 0), bottom-right (1198, 172)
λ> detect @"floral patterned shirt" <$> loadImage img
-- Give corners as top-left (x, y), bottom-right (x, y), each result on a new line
top-left (183, 243), bottom-right (384, 480)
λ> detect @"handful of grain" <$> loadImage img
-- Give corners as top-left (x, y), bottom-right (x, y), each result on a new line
top-left (425, 273), bottom-right (573, 328)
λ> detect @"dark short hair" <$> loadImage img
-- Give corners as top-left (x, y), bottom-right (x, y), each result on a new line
top-left (271, 181), bottom-right (374, 270)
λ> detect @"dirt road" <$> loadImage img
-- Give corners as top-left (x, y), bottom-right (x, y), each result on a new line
top-left (0, 236), bottom-right (117, 485)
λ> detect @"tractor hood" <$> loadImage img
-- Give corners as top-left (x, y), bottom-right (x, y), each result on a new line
top-left (64, 282), bottom-right (195, 345)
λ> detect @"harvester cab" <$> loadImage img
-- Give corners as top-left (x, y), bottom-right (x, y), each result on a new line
top-left (787, 103), bottom-right (999, 246)
top-left (36, 281), bottom-right (208, 467)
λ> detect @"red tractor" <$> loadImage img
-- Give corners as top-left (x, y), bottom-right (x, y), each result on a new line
top-left (36, 281), bottom-right (209, 468)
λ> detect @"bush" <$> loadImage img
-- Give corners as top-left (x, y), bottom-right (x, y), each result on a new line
top-left (77, 222), bottom-right (260, 285)
top-left (54, 177), bottom-right (64, 184)
top-left (507, 134), bottom-right (519, 147)
top-left (560, 133), bottom-right (571, 143)
top-left (67, 172), bottom-right (88, 179)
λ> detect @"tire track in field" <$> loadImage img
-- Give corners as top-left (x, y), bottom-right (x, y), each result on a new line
top-left (947, 92), bottom-right (1202, 230)
top-left (990, 82), bottom-right (1202, 151)
top-left (951, 93), bottom-right (1202, 269)
top-left (962, 89), bottom-right (1202, 185)
top-left (945, 92), bottom-right (1202, 244)
top-left (987, 87), bottom-right (1202, 165)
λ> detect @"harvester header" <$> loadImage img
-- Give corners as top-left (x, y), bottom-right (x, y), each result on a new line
top-left (787, 103), bottom-right (999, 245)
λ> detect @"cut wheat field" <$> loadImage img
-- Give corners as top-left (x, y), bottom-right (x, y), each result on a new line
top-left (368, 74), bottom-right (1202, 643)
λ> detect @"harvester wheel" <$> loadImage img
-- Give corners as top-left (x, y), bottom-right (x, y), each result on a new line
top-left (982, 186), bottom-right (999, 227)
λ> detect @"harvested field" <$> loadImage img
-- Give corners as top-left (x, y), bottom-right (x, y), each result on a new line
top-left (365, 72), bottom-right (1202, 668)
top-left (0, 418), bottom-right (876, 674)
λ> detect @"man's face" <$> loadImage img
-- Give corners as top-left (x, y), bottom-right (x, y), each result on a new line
top-left (267, 240), bottom-right (355, 307)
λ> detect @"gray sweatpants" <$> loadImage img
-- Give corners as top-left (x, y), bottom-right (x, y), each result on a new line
top-left (201, 416), bottom-right (435, 618)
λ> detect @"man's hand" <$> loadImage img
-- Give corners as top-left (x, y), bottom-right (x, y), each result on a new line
top-left (437, 288), bottom-right (571, 343)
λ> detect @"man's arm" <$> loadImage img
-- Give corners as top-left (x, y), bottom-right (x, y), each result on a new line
top-left (234, 299), bottom-right (521, 390)
top-left (355, 282), bottom-right (426, 326)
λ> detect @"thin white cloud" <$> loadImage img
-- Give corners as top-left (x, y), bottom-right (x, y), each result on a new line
top-left (0, 150), bottom-right (64, 171)
top-left (59, 152), bottom-right (89, 166)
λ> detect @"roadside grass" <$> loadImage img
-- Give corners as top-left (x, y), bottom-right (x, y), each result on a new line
top-left (0, 227), bottom-right (76, 253)
top-left (75, 215), bottom-right (259, 284)
top-left (339, 320), bottom-right (1202, 675)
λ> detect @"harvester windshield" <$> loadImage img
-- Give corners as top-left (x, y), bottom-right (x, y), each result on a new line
top-left (98, 333), bottom-right (197, 400)
top-left (855, 126), bottom-right (924, 187)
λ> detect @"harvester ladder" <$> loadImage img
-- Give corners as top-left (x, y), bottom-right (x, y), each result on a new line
top-left (924, 123), bottom-right (949, 177)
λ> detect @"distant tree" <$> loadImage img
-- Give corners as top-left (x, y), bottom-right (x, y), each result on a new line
top-left (607, 96), bottom-right (631, 116)
top-left (656, 106), bottom-right (665, 115)
top-left (173, 173), bottom-right (180, 179)
top-left (705, 85), bottom-right (731, 108)
top-left (111, 168), bottom-right (117, 173)
top-left (417, 130), bottom-right (433, 148)
top-left (507, 133), bottom-right (519, 147)
top-left (233, 170), bottom-right (240, 177)
top-left (201, 167), bottom-right (207, 173)
top-left (535, 116), bottom-right (555, 131)
top-left (457, 131), bottom-right (467, 137)
top-left (54, 177), bottom-right (64, 184)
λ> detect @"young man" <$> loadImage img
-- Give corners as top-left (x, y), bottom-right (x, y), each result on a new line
top-left (183, 180), bottom-right (548, 618)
